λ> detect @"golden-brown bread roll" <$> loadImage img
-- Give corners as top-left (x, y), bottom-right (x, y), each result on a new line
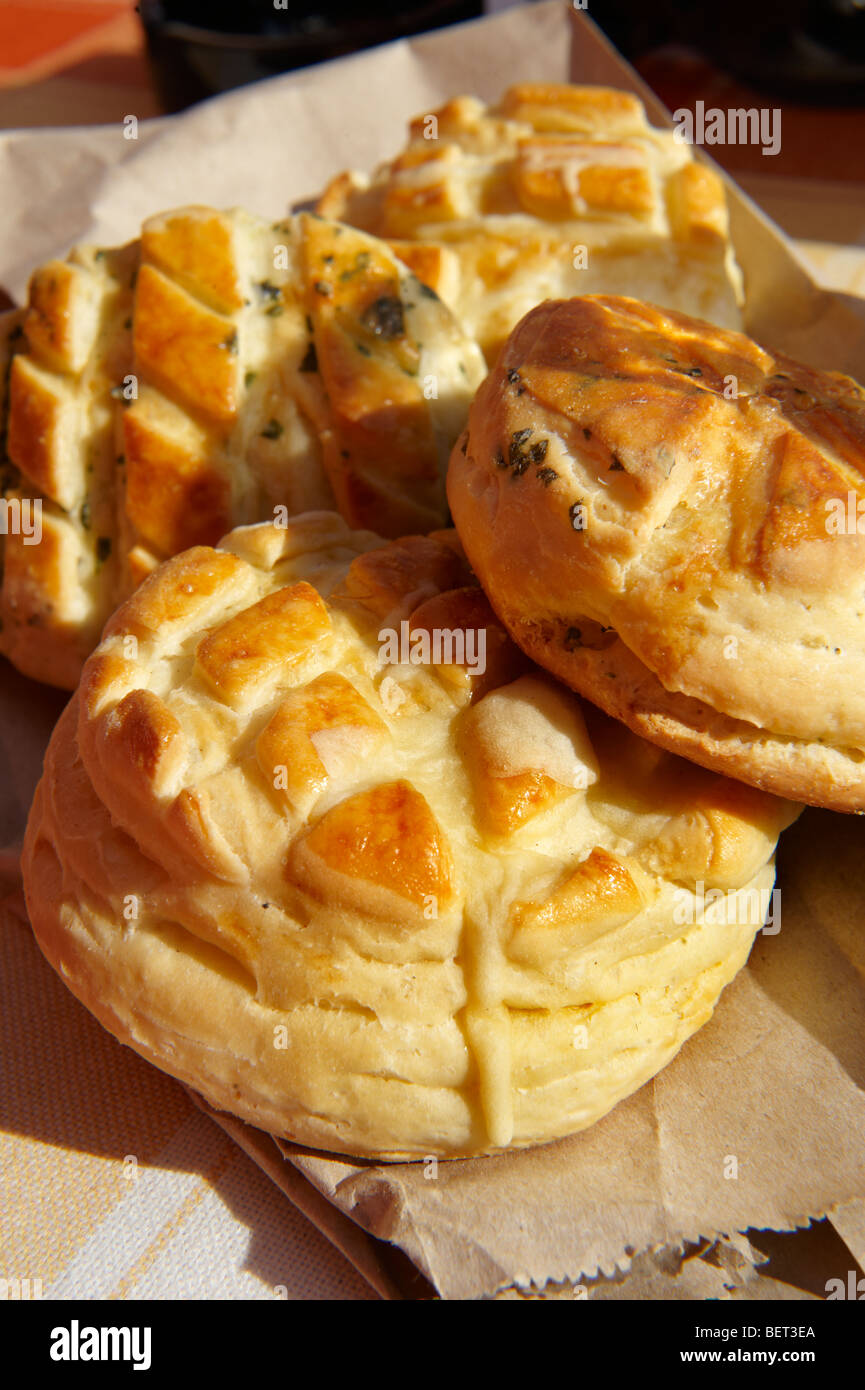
top-left (23, 511), bottom-right (798, 1159)
top-left (317, 83), bottom-right (743, 364)
top-left (0, 206), bottom-right (484, 689)
top-left (447, 293), bottom-right (865, 812)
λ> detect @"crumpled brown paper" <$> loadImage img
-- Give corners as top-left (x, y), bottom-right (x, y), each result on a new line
top-left (3, 0), bottom-right (865, 1300)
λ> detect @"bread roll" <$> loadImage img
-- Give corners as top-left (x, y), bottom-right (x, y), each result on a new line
top-left (0, 206), bottom-right (484, 689)
top-left (448, 294), bottom-right (865, 811)
top-left (318, 83), bottom-right (743, 363)
top-left (23, 512), bottom-right (798, 1158)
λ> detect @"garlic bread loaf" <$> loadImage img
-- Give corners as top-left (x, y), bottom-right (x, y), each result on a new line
top-left (0, 207), bottom-right (485, 688)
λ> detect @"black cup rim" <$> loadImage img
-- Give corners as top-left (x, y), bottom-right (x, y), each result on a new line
top-left (139, 1), bottom-right (467, 53)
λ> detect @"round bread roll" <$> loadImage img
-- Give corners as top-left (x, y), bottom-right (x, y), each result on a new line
top-left (23, 512), bottom-right (797, 1159)
top-left (448, 294), bottom-right (865, 812)
top-left (317, 83), bottom-right (743, 364)
top-left (0, 205), bottom-right (484, 689)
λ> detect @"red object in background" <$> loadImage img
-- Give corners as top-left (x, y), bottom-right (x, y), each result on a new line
top-left (0, 1), bottom-right (135, 77)
top-left (0, 1), bottom-right (158, 129)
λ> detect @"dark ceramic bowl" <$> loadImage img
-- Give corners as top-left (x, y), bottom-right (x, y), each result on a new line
top-left (139, 0), bottom-right (484, 112)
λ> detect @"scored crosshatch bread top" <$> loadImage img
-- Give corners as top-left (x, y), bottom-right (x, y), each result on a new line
top-left (447, 293), bottom-right (865, 812)
top-left (23, 512), bottom-right (799, 1159)
top-left (317, 82), bottom-right (744, 363)
top-left (0, 205), bottom-right (485, 690)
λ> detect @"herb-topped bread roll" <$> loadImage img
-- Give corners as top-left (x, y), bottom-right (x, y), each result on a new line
top-left (317, 83), bottom-right (743, 364)
top-left (24, 512), bottom-right (797, 1159)
top-left (448, 294), bottom-right (865, 812)
top-left (0, 206), bottom-right (484, 689)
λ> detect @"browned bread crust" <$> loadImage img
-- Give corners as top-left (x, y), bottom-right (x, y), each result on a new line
top-left (447, 294), bottom-right (865, 811)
